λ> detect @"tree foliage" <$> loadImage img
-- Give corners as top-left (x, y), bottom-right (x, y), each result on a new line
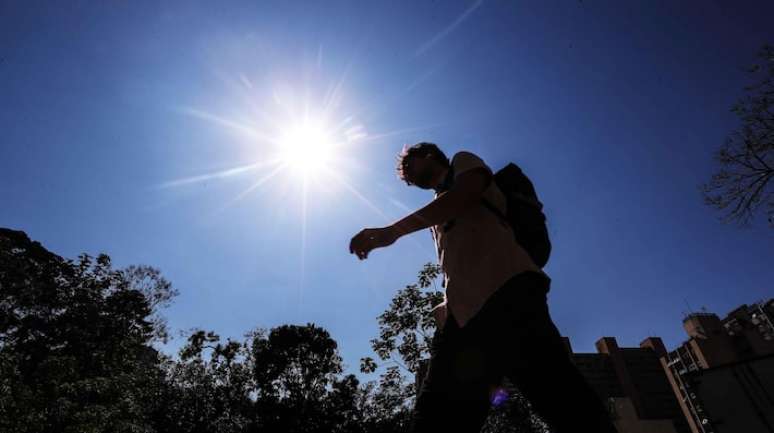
top-left (0, 228), bottom-right (170, 433)
top-left (0, 228), bottom-right (552, 432)
top-left (0, 228), bottom-right (413, 433)
top-left (703, 44), bottom-right (774, 227)
top-left (363, 263), bottom-right (444, 379)
top-left (356, 263), bottom-right (444, 431)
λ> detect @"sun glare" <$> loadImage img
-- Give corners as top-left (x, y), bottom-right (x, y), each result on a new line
top-left (168, 68), bottom-right (390, 215)
top-left (277, 121), bottom-right (335, 178)
top-left (163, 53), bottom-right (442, 306)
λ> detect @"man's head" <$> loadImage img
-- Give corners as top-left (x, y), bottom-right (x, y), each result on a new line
top-left (396, 142), bottom-right (450, 190)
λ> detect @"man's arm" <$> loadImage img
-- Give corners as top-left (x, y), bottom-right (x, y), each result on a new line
top-left (349, 167), bottom-right (491, 260)
top-left (392, 167), bottom-right (491, 237)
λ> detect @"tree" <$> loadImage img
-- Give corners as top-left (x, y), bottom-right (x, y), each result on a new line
top-left (251, 323), bottom-right (351, 433)
top-left (159, 323), bottom-right (374, 433)
top-left (356, 263), bottom-right (444, 431)
top-left (6, 228), bottom-right (513, 432)
top-left (0, 228), bottom-right (415, 433)
top-left (158, 330), bottom-right (256, 433)
top-left (355, 366), bottom-right (413, 433)
top-left (0, 228), bottom-right (174, 433)
top-left (362, 263), bottom-right (444, 382)
top-left (703, 44), bottom-right (774, 227)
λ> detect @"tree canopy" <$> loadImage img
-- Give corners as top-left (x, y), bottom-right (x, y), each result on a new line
top-left (0, 228), bottom-right (413, 433)
top-left (0, 228), bottom-right (548, 432)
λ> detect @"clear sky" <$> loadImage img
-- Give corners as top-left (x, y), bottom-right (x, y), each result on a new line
top-left (2, 1), bottom-right (773, 376)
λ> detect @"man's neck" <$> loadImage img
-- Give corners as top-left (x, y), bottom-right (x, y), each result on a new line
top-left (433, 167), bottom-right (452, 193)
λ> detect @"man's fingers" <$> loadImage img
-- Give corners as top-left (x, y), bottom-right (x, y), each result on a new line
top-left (350, 231), bottom-right (368, 259)
top-left (350, 230), bottom-right (366, 249)
top-left (351, 228), bottom-right (382, 260)
top-left (356, 244), bottom-right (370, 259)
top-left (357, 243), bottom-right (372, 259)
top-left (349, 231), bottom-right (364, 254)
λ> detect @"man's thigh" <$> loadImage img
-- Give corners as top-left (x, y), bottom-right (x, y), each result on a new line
top-left (411, 317), bottom-right (498, 433)
top-left (490, 291), bottom-right (617, 433)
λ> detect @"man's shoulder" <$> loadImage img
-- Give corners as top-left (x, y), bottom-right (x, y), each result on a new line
top-left (451, 150), bottom-right (483, 163)
top-left (450, 150), bottom-right (490, 175)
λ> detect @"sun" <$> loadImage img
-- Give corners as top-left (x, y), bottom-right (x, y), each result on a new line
top-left (167, 75), bottom-right (379, 207)
top-left (276, 120), bottom-right (335, 178)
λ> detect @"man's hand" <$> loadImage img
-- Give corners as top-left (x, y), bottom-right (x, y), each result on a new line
top-left (349, 226), bottom-right (400, 260)
top-left (348, 164), bottom-right (489, 261)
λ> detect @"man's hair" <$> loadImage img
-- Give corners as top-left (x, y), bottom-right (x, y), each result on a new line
top-left (396, 142), bottom-right (449, 184)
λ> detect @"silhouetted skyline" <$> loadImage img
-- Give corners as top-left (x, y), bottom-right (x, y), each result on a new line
top-left (1, 1), bottom-right (772, 378)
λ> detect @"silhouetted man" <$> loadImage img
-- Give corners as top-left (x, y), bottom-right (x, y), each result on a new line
top-left (350, 143), bottom-right (617, 433)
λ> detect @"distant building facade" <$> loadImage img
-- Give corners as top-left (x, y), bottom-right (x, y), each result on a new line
top-left (661, 299), bottom-right (774, 433)
top-left (414, 299), bottom-right (774, 432)
top-left (567, 336), bottom-right (690, 433)
top-left (414, 335), bottom-right (688, 433)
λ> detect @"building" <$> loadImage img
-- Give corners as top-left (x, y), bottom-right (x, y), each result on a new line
top-left (414, 299), bottom-right (774, 432)
top-left (568, 336), bottom-right (690, 433)
top-left (685, 354), bottom-right (774, 433)
top-left (661, 299), bottom-right (774, 433)
top-left (414, 335), bottom-right (689, 433)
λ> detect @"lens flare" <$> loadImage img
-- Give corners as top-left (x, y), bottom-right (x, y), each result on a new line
top-left (491, 387), bottom-right (509, 407)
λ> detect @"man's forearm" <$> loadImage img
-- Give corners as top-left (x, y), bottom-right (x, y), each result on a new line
top-left (389, 167), bottom-right (491, 240)
top-left (391, 190), bottom-right (470, 237)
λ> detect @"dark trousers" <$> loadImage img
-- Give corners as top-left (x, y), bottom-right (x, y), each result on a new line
top-left (411, 271), bottom-right (618, 433)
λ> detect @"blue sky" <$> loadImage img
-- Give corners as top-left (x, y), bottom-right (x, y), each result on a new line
top-left (2, 1), bottom-right (772, 376)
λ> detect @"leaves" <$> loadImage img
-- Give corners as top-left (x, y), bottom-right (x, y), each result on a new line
top-left (0, 229), bottom-right (438, 433)
top-left (360, 357), bottom-right (378, 374)
top-left (0, 228), bottom-right (169, 433)
top-left (368, 263), bottom-right (444, 380)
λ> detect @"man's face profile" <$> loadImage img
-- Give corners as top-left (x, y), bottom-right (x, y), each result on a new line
top-left (406, 156), bottom-right (437, 190)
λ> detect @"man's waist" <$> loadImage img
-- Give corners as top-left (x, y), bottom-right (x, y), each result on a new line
top-left (448, 270), bottom-right (551, 328)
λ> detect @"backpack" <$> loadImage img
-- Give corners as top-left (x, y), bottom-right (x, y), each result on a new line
top-left (440, 158), bottom-right (552, 268)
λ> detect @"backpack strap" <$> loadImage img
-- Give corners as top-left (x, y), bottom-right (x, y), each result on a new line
top-left (436, 155), bottom-right (506, 221)
top-left (481, 198), bottom-right (508, 221)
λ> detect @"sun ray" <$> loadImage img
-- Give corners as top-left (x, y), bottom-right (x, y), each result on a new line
top-left (328, 114), bottom-right (353, 136)
top-left (297, 175), bottom-right (309, 321)
top-left (225, 163), bottom-right (288, 207)
top-left (321, 167), bottom-right (391, 221)
top-left (359, 62), bottom-right (451, 125)
top-left (415, 0), bottom-right (484, 57)
top-left (179, 107), bottom-right (278, 145)
top-left (388, 197), bottom-right (414, 214)
top-left (272, 88), bottom-right (299, 121)
top-left (357, 123), bottom-right (445, 144)
top-left (157, 159), bottom-right (281, 189)
top-left (321, 46), bottom-right (364, 119)
top-left (239, 73), bottom-right (254, 89)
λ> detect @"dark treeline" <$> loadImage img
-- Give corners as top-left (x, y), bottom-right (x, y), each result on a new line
top-left (0, 228), bottom-right (414, 433)
top-left (0, 228), bottom-right (542, 433)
